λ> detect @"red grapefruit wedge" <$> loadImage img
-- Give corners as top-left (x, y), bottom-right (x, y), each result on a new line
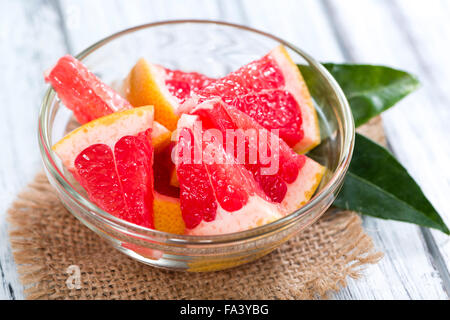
top-left (192, 99), bottom-right (325, 214)
top-left (164, 67), bottom-right (214, 102)
top-left (45, 55), bottom-right (133, 124)
top-left (124, 58), bottom-right (214, 130)
top-left (53, 107), bottom-right (154, 227)
top-left (185, 45), bottom-right (320, 153)
top-left (175, 114), bottom-right (283, 235)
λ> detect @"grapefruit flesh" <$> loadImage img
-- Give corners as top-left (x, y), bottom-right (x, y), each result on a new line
top-left (153, 142), bottom-right (180, 198)
top-left (124, 58), bottom-right (214, 130)
top-left (189, 45), bottom-right (320, 153)
top-left (113, 132), bottom-right (154, 226)
top-left (192, 99), bottom-right (325, 213)
top-left (230, 90), bottom-right (303, 148)
top-left (164, 68), bottom-right (214, 102)
top-left (53, 107), bottom-right (155, 227)
top-left (175, 114), bottom-right (282, 235)
top-left (45, 55), bottom-right (132, 124)
top-left (74, 144), bottom-right (129, 219)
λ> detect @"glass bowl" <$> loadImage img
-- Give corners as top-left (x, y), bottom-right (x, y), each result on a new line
top-left (38, 20), bottom-right (354, 272)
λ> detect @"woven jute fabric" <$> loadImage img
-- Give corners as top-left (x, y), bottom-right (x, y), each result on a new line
top-left (7, 118), bottom-right (385, 300)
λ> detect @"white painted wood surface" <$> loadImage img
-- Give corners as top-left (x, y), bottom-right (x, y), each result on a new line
top-left (0, 0), bottom-right (449, 299)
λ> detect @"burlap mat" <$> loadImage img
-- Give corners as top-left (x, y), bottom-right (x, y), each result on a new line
top-left (7, 118), bottom-right (385, 300)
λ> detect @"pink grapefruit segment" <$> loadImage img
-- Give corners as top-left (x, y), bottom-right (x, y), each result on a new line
top-left (124, 58), bottom-right (214, 130)
top-left (114, 132), bottom-right (154, 226)
top-left (45, 55), bottom-right (132, 124)
top-left (53, 106), bottom-right (155, 227)
top-left (74, 144), bottom-right (129, 220)
top-left (153, 142), bottom-right (180, 198)
top-left (175, 114), bottom-right (282, 235)
top-left (189, 45), bottom-right (320, 153)
top-left (163, 68), bottom-right (214, 102)
top-left (192, 99), bottom-right (325, 213)
top-left (176, 125), bottom-right (218, 229)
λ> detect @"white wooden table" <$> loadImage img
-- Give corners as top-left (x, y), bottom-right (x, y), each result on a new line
top-left (1, 0), bottom-right (449, 300)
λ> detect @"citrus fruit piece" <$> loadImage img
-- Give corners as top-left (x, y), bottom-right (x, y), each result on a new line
top-left (152, 121), bottom-right (171, 153)
top-left (187, 45), bottom-right (320, 153)
top-left (53, 106), bottom-right (155, 227)
top-left (153, 142), bottom-right (180, 198)
top-left (169, 168), bottom-right (180, 188)
top-left (164, 68), bottom-right (214, 102)
top-left (153, 192), bottom-right (185, 234)
top-left (152, 143), bottom-right (185, 234)
top-left (175, 114), bottom-right (282, 235)
top-left (45, 55), bottom-right (132, 124)
top-left (124, 58), bottom-right (214, 131)
top-left (192, 99), bottom-right (325, 213)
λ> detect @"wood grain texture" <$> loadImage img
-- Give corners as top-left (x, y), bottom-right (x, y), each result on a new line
top-left (0, 0), bottom-right (69, 300)
top-left (325, 0), bottom-right (450, 298)
top-left (0, 0), bottom-right (448, 299)
top-left (390, 0), bottom-right (450, 288)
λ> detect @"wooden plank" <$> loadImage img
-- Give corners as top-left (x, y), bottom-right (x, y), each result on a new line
top-left (390, 0), bottom-right (450, 286)
top-left (324, 0), bottom-right (450, 298)
top-left (235, 0), bottom-right (345, 62)
top-left (0, 0), bottom-right (68, 299)
top-left (58, 0), bottom-right (222, 54)
top-left (234, 0), bottom-right (448, 299)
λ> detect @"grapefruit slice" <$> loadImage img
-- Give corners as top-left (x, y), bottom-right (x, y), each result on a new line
top-left (175, 114), bottom-right (283, 235)
top-left (164, 68), bottom-right (214, 102)
top-left (124, 58), bottom-right (214, 131)
top-left (187, 45), bottom-right (320, 153)
top-left (45, 55), bottom-right (132, 124)
top-left (192, 99), bottom-right (325, 213)
top-left (53, 106), bottom-right (154, 227)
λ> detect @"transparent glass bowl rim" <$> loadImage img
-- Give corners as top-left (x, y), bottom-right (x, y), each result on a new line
top-left (38, 19), bottom-right (355, 246)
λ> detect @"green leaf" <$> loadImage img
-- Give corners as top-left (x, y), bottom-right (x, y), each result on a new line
top-left (334, 134), bottom-right (449, 234)
top-left (300, 63), bottom-right (446, 232)
top-left (299, 64), bottom-right (420, 127)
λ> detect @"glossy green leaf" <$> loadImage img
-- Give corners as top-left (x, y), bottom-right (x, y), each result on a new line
top-left (299, 63), bottom-right (420, 127)
top-left (334, 134), bottom-right (449, 234)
